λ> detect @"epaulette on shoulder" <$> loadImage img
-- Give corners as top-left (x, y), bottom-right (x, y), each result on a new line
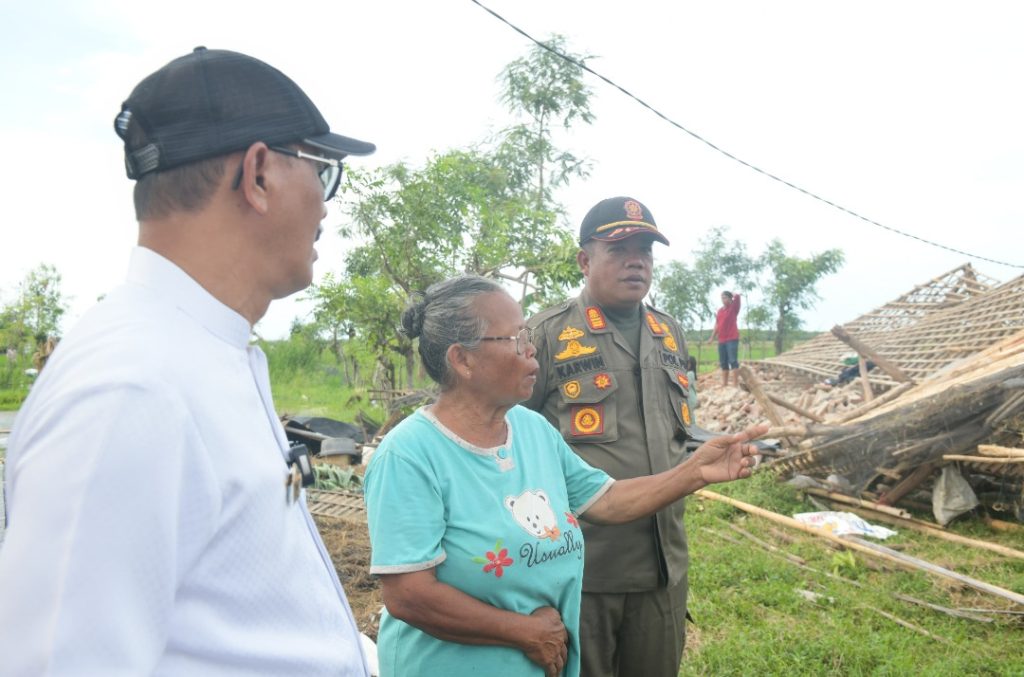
top-left (526, 299), bottom-right (574, 328)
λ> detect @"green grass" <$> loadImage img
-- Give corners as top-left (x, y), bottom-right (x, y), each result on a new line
top-left (691, 340), bottom-right (778, 375)
top-left (260, 339), bottom-right (390, 422)
top-left (680, 472), bottom-right (1024, 675)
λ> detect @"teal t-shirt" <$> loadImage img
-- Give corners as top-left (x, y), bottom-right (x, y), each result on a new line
top-left (365, 405), bottom-right (614, 677)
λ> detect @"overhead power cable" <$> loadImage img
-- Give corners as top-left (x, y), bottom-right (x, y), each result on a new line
top-left (470, 0), bottom-right (1023, 269)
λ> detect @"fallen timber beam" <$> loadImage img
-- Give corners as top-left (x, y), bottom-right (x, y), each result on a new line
top-left (696, 490), bottom-right (1024, 607)
top-left (766, 392), bottom-right (826, 423)
top-left (738, 366), bottom-right (795, 447)
top-left (804, 491), bottom-right (1024, 561)
top-left (831, 325), bottom-right (913, 383)
top-left (772, 364), bottom-right (1024, 490)
top-left (878, 462), bottom-right (939, 506)
top-left (858, 357), bottom-right (875, 403)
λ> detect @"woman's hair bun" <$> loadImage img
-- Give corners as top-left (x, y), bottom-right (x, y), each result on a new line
top-left (401, 296), bottom-right (428, 338)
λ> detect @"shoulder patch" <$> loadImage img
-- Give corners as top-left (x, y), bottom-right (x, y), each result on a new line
top-left (585, 306), bottom-right (607, 330)
top-left (646, 312), bottom-right (666, 336)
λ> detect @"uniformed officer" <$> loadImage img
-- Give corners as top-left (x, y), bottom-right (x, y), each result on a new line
top-left (524, 196), bottom-right (694, 677)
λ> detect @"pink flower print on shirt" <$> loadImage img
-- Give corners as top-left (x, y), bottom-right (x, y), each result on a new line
top-left (473, 539), bottom-right (514, 578)
top-left (565, 512), bottom-right (579, 528)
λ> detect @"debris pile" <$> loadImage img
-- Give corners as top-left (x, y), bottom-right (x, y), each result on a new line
top-left (700, 265), bottom-right (1024, 524)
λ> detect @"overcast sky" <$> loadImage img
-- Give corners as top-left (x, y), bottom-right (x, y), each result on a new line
top-left (2, 0), bottom-right (1021, 339)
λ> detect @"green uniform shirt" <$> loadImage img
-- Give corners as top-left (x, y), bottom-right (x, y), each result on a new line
top-left (525, 290), bottom-right (694, 592)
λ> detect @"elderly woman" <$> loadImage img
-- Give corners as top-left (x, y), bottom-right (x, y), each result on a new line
top-left (364, 276), bottom-right (766, 677)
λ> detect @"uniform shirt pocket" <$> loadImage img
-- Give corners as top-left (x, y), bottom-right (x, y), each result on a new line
top-left (556, 371), bottom-right (620, 443)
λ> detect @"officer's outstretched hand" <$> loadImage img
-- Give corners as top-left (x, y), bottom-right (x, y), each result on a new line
top-left (689, 423), bottom-right (770, 486)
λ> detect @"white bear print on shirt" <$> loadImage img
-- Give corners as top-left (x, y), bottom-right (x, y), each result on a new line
top-left (504, 489), bottom-right (561, 541)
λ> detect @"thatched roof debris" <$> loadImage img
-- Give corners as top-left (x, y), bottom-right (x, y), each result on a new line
top-left (698, 265), bottom-right (1024, 523)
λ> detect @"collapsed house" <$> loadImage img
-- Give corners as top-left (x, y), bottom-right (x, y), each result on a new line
top-left (697, 263), bottom-right (1024, 523)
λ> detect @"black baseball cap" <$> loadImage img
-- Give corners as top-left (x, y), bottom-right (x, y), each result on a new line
top-left (578, 196), bottom-right (670, 246)
top-left (114, 47), bottom-right (375, 179)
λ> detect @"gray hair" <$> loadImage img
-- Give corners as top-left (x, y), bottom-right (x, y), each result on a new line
top-left (401, 275), bottom-right (506, 388)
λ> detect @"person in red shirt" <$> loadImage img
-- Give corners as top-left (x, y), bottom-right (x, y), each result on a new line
top-left (708, 291), bottom-right (741, 386)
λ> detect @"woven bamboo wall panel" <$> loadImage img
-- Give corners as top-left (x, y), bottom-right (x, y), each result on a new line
top-left (306, 490), bottom-right (367, 522)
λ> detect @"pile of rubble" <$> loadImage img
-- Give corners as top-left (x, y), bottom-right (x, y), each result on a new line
top-left (699, 264), bottom-right (1024, 524)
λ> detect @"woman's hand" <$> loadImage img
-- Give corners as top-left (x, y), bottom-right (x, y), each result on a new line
top-left (689, 423), bottom-right (770, 486)
top-left (521, 606), bottom-right (568, 676)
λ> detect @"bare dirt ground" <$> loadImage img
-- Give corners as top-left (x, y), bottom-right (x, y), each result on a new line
top-left (315, 515), bottom-right (383, 640)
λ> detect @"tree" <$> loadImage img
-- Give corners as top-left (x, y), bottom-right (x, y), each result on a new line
top-left (322, 36), bottom-right (596, 380)
top-left (1, 263), bottom-right (68, 354)
top-left (304, 272), bottom-right (357, 373)
top-left (496, 34), bottom-right (594, 211)
top-left (655, 227), bottom-right (758, 333)
top-left (760, 240), bottom-right (844, 354)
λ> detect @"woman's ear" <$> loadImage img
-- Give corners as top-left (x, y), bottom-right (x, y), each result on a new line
top-left (447, 343), bottom-right (473, 381)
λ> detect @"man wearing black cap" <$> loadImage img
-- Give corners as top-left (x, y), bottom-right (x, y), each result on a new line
top-left (525, 197), bottom-right (693, 677)
top-left (0, 48), bottom-right (374, 674)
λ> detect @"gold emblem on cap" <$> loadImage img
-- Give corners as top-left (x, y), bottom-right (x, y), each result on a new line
top-left (624, 199), bottom-right (644, 221)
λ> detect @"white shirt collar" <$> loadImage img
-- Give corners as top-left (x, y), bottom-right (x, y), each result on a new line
top-left (126, 246), bottom-right (252, 349)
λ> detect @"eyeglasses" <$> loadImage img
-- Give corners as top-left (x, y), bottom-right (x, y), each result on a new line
top-left (479, 327), bottom-right (534, 355)
top-left (230, 144), bottom-right (343, 201)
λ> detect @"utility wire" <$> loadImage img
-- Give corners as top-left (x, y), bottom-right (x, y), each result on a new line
top-left (471, 0), bottom-right (1023, 269)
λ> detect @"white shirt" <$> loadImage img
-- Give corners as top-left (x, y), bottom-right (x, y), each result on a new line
top-left (0, 247), bottom-right (369, 676)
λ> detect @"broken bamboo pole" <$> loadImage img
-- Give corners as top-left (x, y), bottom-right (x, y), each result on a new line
top-left (704, 524), bottom-right (993, 623)
top-left (861, 605), bottom-right (952, 645)
top-left (801, 487), bottom-right (911, 519)
top-left (766, 392), bottom-right (826, 423)
top-left (844, 536), bottom-right (1024, 606)
top-left (942, 455), bottom-right (1024, 464)
top-left (696, 489), bottom-right (1024, 607)
top-left (725, 521), bottom-right (807, 565)
top-left (978, 444), bottom-right (1024, 458)
top-left (831, 325), bottom-right (913, 383)
top-left (984, 516), bottom-right (1024, 533)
